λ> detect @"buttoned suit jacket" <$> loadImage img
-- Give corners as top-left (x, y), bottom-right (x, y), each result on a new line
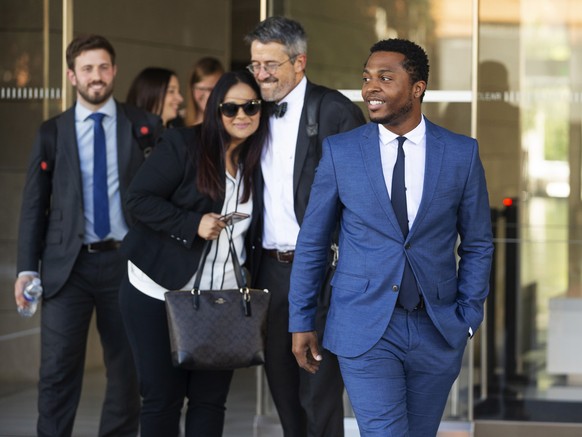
top-left (16, 101), bottom-right (161, 298)
top-left (247, 79), bottom-right (366, 282)
top-left (289, 119), bottom-right (494, 356)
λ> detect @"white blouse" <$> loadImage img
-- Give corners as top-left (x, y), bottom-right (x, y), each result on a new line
top-left (127, 169), bottom-right (252, 301)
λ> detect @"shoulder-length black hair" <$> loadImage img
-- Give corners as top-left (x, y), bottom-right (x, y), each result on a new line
top-left (196, 70), bottom-right (269, 203)
top-left (126, 67), bottom-right (176, 118)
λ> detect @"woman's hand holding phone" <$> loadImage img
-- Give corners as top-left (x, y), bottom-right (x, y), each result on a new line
top-left (197, 212), bottom-right (250, 240)
top-left (197, 213), bottom-right (226, 240)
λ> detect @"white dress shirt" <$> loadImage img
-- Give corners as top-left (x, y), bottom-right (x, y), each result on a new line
top-left (75, 97), bottom-right (127, 243)
top-left (378, 117), bottom-right (473, 336)
top-left (261, 77), bottom-right (307, 251)
top-left (378, 116), bottom-right (427, 229)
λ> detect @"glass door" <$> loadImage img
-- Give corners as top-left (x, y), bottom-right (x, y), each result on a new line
top-left (0, 0), bottom-right (63, 384)
top-left (474, 1), bottom-right (582, 429)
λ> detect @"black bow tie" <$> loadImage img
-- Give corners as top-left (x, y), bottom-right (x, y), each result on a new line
top-left (271, 102), bottom-right (287, 118)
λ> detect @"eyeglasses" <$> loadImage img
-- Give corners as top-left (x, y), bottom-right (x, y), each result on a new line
top-left (246, 57), bottom-right (295, 75)
top-left (193, 85), bottom-right (214, 93)
top-left (219, 100), bottom-right (262, 117)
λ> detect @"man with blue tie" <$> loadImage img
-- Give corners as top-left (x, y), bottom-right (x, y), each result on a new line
top-left (14, 34), bottom-right (160, 437)
top-left (289, 38), bottom-right (494, 436)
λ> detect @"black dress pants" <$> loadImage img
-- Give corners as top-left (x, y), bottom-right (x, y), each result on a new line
top-left (256, 255), bottom-right (345, 437)
top-left (37, 249), bottom-right (140, 437)
top-left (119, 277), bottom-right (234, 437)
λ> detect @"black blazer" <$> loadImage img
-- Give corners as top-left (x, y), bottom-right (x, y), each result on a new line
top-left (121, 125), bottom-right (261, 290)
top-left (247, 79), bottom-right (366, 282)
top-left (16, 101), bottom-right (161, 298)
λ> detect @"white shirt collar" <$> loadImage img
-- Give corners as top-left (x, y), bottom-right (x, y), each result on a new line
top-left (276, 76), bottom-right (307, 115)
top-left (75, 96), bottom-right (116, 121)
top-left (378, 115), bottom-right (427, 146)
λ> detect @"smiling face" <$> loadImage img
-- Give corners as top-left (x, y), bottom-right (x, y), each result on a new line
top-left (361, 51), bottom-right (425, 133)
top-left (160, 75), bottom-right (183, 125)
top-left (67, 48), bottom-right (117, 111)
top-left (249, 41), bottom-right (305, 102)
top-left (221, 82), bottom-right (261, 148)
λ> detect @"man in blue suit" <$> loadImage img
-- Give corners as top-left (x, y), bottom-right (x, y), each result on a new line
top-left (289, 39), bottom-right (494, 436)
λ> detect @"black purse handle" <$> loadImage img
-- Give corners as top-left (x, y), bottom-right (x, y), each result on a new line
top-left (190, 233), bottom-right (253, 315)
top-left (192, 232), bottom-right (246, 292)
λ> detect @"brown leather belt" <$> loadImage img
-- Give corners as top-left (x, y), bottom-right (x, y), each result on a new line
top-left (264, 249), bottom-right (295, 264)
top-left (83, 240), bottom-right (121, 253)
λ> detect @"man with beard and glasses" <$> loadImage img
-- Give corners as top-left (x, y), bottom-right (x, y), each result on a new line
top-left (244, 16), bottom-right (365, 437)
top-left (289, 39), bottom-right (494, 437)
top-left (14, 34), bottom-right (161, 437)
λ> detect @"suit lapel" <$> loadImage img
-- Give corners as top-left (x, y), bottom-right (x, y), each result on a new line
top-left (409, 119), bottom-right (444, 235)
top-left (116, 102), bottom-right (133, 194)
top-left (56, 107), bottom-right (83, 200)
top-left (359, 124), bottom-right (403, 237)
top-left (292, 81), bottom-right (313, 195)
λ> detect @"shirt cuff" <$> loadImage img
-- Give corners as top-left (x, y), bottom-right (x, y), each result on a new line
top-left (18, 271), bottom-right (39, 278)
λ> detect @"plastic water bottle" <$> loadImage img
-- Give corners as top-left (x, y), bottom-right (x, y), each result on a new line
top-left (17, 278), bottom-right (43, 318)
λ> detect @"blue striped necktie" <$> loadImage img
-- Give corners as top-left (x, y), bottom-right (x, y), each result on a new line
top-left (392, 136), bottom-right (420, 310)
top-left (88, 113), bottom-right (110, 239)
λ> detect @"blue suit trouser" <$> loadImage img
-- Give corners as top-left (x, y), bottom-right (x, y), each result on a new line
top-left (338, 306), bottom-right (466, 437)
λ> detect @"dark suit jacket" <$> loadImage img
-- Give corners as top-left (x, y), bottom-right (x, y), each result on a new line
top-left (247, 80), bottom-right (366, 282)
top-left (121, 125), bottom-right (261, 290)
top-left (16, 101), bottom-right (161, 298)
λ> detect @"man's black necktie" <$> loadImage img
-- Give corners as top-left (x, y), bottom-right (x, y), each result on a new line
top-left (392, 136), bottom-right (420, 310)
top-left (272, 101), bottom-right (287, 118)
top-left (89, 112), bottom-right (110, 240)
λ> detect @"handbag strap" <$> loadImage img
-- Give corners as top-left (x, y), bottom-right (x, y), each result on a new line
top-left (228, 236), bottom-right (247, 288)
top-left (192, 232), bottom-right (246, 292)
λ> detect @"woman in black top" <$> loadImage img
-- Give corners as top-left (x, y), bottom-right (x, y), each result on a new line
top-left (119, 70), bottom-right (268, 437)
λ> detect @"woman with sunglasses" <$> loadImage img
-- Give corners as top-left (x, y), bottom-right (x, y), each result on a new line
top-left (118, 70), bottom-right (268, 437)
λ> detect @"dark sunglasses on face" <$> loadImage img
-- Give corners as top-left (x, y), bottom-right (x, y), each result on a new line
top-left (219, 100), bottom-right (262, 117)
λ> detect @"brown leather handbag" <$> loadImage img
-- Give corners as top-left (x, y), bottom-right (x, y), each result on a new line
top-left (165, 239), bottom-right (270, 370)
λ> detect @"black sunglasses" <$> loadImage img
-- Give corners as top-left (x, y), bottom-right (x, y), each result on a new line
top-left (219, 100), bottom-right (262, 117)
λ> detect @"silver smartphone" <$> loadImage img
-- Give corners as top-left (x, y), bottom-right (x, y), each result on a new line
top-left (219, 212), bottom-right (250, 225)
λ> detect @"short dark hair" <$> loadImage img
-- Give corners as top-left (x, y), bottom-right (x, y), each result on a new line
top-left (66, 34), bottom-right (116, 70)
top-left (126, 67), bottom-right (176, 117)
top-left (369, 39), bottom-right (429, 99)
top-left (244, 16), bottom-right (307, 57)
top-left (196, 70), bottom-right (269, 203)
